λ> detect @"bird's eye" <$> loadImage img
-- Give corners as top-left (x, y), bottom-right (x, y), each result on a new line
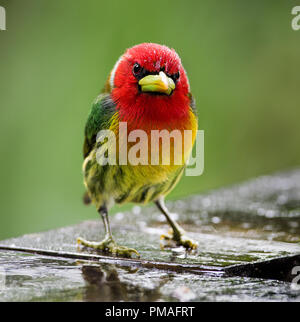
top-left (171, 71), bottom-right (180, 82)
top-left (132, 63), bottom-right (142, 77)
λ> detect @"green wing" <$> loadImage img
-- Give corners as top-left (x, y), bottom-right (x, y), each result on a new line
top-left (83, 94), bottom-right (117, 158)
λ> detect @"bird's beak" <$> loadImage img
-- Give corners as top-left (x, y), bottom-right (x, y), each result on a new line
top-left (138, 71), bottom-right (175, 95)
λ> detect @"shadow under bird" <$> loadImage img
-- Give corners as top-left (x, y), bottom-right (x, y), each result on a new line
top-left (78, 43), bottom-right (198, 257)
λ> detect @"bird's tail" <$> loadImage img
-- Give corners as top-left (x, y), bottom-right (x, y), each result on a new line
top-left (83, 191), bottom-right (91, 205)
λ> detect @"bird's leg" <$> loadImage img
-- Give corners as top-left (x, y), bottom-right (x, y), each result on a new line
top-left (77, 206), bottom-right (139, 257)
top-left (155, 198), bottom-right (198, 250)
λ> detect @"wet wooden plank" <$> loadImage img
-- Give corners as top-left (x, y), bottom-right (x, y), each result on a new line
top-left (0, 169), bottom-right (299, 301)
top-left (225, 254), bottom-right (300, 282)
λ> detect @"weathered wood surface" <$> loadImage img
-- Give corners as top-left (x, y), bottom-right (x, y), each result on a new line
top-left (0, 169), bottom-right (299, 301)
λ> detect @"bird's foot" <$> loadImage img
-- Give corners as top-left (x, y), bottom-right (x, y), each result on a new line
top-left (160, 229), bottom-right (198, 251)
top-left (77, 236), bottom-right (140, 258)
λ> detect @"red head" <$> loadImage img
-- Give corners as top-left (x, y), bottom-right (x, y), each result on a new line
top-left (109, 43), bottom-right (191, 127)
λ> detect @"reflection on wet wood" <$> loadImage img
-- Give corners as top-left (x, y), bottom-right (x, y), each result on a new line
top-left (0, 244), bottom-right (299, 283)
top-left (0, 244), bottom-right (224, 277)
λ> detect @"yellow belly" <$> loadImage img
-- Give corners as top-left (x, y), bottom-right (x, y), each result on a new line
top-left (83, 109), bottom-right (198, 209)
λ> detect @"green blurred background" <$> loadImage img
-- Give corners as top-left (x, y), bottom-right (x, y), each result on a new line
top-left (0, 0), bottom-right (299, 240)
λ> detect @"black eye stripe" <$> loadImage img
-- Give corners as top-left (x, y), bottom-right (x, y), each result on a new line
top-left (170, 71), bottom-right (180, 82)
top-left (132, 63), bottom-right (180, 82)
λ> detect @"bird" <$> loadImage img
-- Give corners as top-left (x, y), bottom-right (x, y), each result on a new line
top-left (77, 43), bottom-right (198, 257)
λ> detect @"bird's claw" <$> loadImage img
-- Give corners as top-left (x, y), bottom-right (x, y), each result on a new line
top-left (77, 237), bottom-right (140, 258)
top-left (160, 230), bottom-right (198, 251)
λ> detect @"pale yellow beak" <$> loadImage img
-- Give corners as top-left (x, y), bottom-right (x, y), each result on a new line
top-left (138, 71), bottom-right (175, 95)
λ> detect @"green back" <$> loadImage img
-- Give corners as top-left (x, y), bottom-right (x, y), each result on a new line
top-left (83, 94), bottom-right (117, 158)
